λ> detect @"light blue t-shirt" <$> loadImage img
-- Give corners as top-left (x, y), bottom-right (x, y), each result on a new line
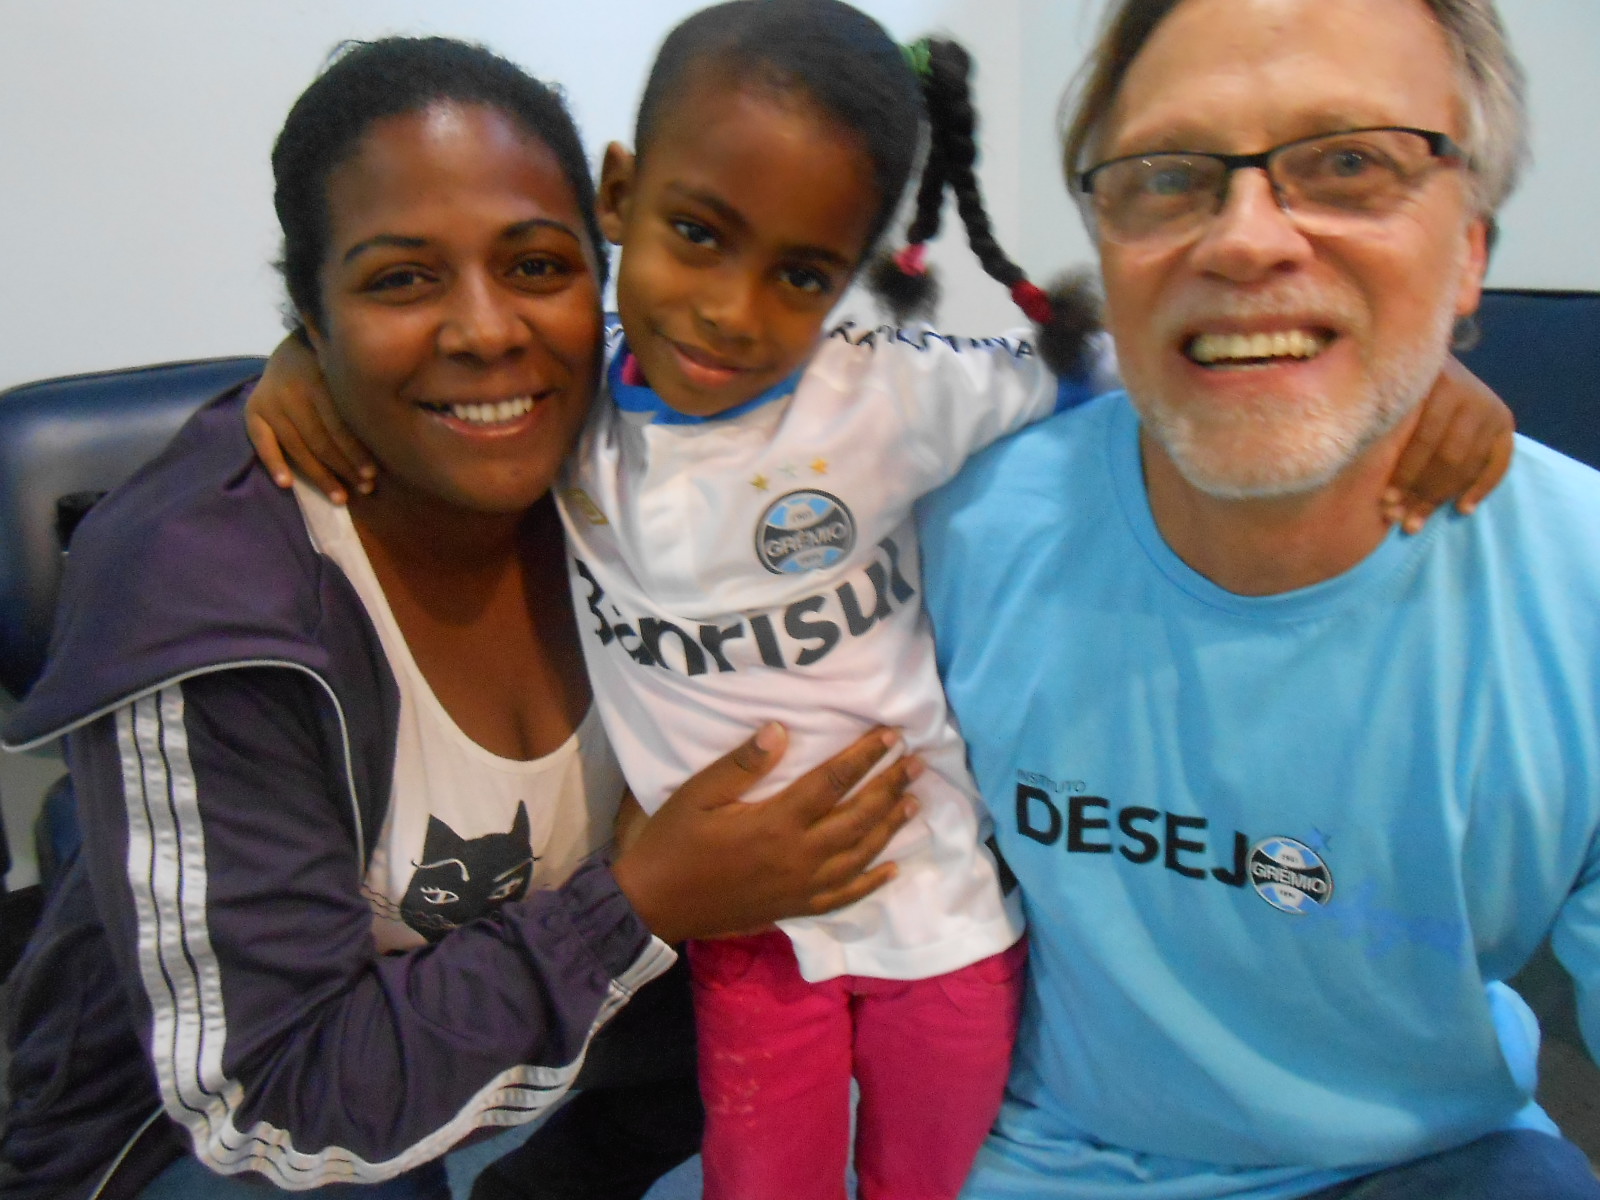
top-left (918, 392), bottom-right (1600, 1200)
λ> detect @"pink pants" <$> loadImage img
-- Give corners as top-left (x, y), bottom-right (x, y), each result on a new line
top-left (687, 931), bottom-right (1027, 1200)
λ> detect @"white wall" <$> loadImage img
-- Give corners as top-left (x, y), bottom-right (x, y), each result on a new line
top-left (0, 0), bottom-right (1029, 888)
top-left (2, 0), bottom-right (1597, 888)
top-left (0, 0), bottom-right (1029, 397)
top-left (4, 0), bottom-right (1593, 398)
top-left (1485, 1), bottom-right (1600, 290)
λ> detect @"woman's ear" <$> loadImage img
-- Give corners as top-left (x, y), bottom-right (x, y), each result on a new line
top-left (597, 142), bottom-right (637, 246)
top-left (292, 308), bottom-right (316, 342)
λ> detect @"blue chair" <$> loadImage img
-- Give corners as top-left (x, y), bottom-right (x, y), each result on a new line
top-left (0, 357), bottom-right (266, 700)
top-left (1459, 288), bottom-right (1600, 470)
top-left (1453, 288), bottom-right (1600, 1161)
top-left (0, 357), bottom-right (264, 949)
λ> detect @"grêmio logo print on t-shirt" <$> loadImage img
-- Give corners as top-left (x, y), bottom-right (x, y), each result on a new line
top-left (1012, 770), bottom-right (1334, 913)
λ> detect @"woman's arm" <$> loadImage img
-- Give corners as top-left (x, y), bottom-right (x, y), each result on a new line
top-left (614, 722), bottom-right (920, 944)
top-left (71, 667), bottom-right (629, 1185)
top-left (72, 667), bottom-right (912, 1186)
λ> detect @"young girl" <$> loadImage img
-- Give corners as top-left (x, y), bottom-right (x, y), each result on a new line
top-left (248, 5), bottom-right (1514, 1197)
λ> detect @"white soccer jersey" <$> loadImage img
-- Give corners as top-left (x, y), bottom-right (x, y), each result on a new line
top-left (559, 322), bottom-right (1105, 982)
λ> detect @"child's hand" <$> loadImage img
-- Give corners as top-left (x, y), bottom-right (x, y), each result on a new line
top-left (245, 334), bottom-right (377, 504)
top-left (1382, 357), bottom-right (1513, 534)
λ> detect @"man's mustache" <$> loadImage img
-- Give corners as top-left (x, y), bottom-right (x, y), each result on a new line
top-left (1154, 281), bottom-right (1364, 341)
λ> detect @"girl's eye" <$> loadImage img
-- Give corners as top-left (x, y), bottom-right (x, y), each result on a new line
top-left (779, 265), bottom-right (833, 297)
top-left (671, 219), bottom-right (718, 249)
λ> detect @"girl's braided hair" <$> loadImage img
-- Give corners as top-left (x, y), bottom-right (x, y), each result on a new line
top-left (869, 38), bottom-right (1100, 379)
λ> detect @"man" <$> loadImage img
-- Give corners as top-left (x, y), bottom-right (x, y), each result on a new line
top-left (919, 1), bottom-right (1600, 1197)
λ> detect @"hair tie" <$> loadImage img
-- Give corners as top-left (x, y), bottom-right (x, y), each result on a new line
top-left (1010, 280), bottom-right (1054, 326)
top-left (893, 243), bottom-right (929, 277)
top-left (901, 38), bottom-right (933, 81)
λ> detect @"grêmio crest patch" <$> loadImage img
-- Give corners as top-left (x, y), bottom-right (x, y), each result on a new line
top-left (1248, 837), bottom-right (1335, 914)
top-left (755, 489), bottom-right (856, 575)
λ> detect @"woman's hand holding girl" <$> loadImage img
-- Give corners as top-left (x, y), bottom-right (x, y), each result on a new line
top-left (612, 724), bottom-right (920, 945)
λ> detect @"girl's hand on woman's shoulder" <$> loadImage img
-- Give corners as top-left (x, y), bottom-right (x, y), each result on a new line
top-left (612, 723), bottom-right (921, 945)
top-left (246, 333), bottom-right (379, 504)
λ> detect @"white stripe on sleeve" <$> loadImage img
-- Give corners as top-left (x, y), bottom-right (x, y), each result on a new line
top-left (115, 683), bottom-right (673, 1189)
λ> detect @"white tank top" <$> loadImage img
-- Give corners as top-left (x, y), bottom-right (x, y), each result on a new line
top-left (296, 482), bottom-right (626, 952)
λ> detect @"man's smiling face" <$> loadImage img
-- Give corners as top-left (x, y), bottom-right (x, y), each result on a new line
top-left (1093, 0), bottom-right (1490, 500)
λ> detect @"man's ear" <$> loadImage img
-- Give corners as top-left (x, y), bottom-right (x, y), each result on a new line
top-left (597, 142), bottom-right (637, 246)
top-left (1454, 216), bottom-right (1490, 319)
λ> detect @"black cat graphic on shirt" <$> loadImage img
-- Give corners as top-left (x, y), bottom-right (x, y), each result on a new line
top-left (399, 802), bottom-right (536, 941)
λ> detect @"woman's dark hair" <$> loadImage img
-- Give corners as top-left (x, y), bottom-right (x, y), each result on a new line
top-left (869, 38), bottom-right (1100, 378)
top-left (634, 0), bottom-right (923, 255)
top-left (272, 36), bottom-right (606, 333)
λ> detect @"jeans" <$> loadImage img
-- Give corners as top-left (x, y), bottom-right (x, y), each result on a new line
top-left (141, 1158), bottom-right (449, 1199)
top-left (1302, 1129), bottom-right (1600, 1200)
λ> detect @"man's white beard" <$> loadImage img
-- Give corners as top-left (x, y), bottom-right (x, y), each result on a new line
top-left (1128, 284), bottom-right (1464, 502)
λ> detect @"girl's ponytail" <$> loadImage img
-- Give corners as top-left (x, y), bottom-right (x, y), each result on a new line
top-left (869, 37), bottom-right (1100, 379)
top-left (866, 135), bottom-right (946, 320)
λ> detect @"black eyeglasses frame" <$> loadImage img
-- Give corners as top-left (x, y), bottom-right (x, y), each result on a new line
top-left (1076, 126), bottom-right (1467, 199)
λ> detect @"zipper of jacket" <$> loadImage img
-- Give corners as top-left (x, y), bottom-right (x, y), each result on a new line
top-left (87, 1108), bottom-right (161, 1200)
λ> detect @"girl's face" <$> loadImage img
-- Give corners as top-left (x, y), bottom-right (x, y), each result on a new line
top-left (307, 102), bottom-right (604, 516)
top-left (598, 80), bottom-right (881, 418)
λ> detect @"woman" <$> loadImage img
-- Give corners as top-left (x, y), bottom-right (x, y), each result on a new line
top-left (0, 38), bottom-right (915, 1200)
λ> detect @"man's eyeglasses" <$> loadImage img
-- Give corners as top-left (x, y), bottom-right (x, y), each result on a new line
top-left (1076, 127), bottom-right (1468, 245)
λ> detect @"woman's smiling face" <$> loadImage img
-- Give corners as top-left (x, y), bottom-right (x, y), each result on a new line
top-left (307, 101), bottom-right (604, 516)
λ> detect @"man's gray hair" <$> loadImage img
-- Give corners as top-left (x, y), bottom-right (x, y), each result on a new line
top-left (1060, 0), bottom-right (1529, 216)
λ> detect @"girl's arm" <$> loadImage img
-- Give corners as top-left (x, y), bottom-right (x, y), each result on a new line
top-left (1383, 356), bottom-right (1515, 533)
top-left (70, 667), bottom-right (623, 1185)
top-left (894, 330), bottom-right (1512, 524)
top-left (247, 334), bottom-right (376, 503)
top-left (250, 329), bottom-right (1514, 526)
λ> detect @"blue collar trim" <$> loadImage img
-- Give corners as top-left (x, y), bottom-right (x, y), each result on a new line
top-left (608, 342), bottom-right (803, 426)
